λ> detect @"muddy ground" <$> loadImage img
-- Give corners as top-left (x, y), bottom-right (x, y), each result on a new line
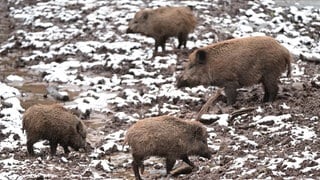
top-left (0, 0), bottom-right (320, 179)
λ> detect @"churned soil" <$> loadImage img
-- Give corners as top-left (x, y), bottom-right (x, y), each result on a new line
top-left (0, 0), bottom-right (320, 179)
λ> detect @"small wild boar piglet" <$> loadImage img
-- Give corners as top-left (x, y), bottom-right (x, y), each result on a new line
top-left (127, 6), bottom-right (197, 54)
top-left (22, 104), bottom-right (87, 155)
top-left (125, 115), bottom-right (211, 180)
top-left (177, 36), bottom-right (292, 105)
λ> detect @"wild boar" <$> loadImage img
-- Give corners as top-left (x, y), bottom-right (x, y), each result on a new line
top-left (125, 115), bottom-right (211, 180)
top-left (22, 104), bottom-right (87, 155)
top-left (126, 6), bottom-right (197, 54)
top-left (177, 36), bottom-right (292, 105)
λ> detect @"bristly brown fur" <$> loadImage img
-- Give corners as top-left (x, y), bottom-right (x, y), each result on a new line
top-left (22, 104), bottom-right (87, 156)
top-left (125, 115), bottom-right (211, 180)
top-left (177, 36), bottom-right (292, 105)
top-left (127, 6), bottom-right (197, 54)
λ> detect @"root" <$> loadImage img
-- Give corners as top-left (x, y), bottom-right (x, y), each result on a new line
top-left (196, 88), bottom-right (224, 121)
top-left (229, 107), bottom-right (256, 121)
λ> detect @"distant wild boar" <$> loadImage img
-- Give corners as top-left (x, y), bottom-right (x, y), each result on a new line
top-left (125, 115), bottom-right (211, 180)
top-left (177, 36), bottom-right (292, 105)
top-left (127, 6), bottom-right (197, 54)
top-left (22, 104), bottom-right (87, 155)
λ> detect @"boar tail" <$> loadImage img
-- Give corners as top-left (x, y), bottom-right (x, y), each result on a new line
top-left (22, 118), bottom-right (25, 133)
top-left (187, 5), bottom-right (194, 11)
top-left (122, 137), bottom-right (128, 151)
top-left (287, 63), bottom-right (291, 78)
top-left (286, 56), bottom-right (292, 78)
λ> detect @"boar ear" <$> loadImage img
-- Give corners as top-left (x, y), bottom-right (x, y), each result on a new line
top-left (76, 121), bottom-right (84, 133)
top-left (193, 125), bottom-right (204, 139)
top-left (142, 11), bottom-right (149, 20)
top-left (196, 50), bottom-right (206, 64)
top-left (187, 5), bottom-right (194, 11)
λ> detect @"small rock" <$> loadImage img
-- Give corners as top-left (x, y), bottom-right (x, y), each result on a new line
top-left (292, 82), bottom-right (305, 91)
top-left (95, 160), bottom-right (113, 172)
top-left (13, 134), bottom-right (20, 140)
top-left (258, 120), bottom-right (274, 126)
top-left (47, 86), bottom-right (70, 101)
top-left (2, 101), bottom-right (13, 108)
top-left (202, 166), bottom-right (211, 174)
top-left (36, 157), bottom-right (43, 164)
top-left (61, 156), bottom-right (68, 163)
top-left (35, 175), bottom-right (44, 180)
top-left (82, 169), bottom-right (93, 177)
top-left (311, 80), bottom-right (320, 88)
top-left (153, 163), bottom-right (163, 170)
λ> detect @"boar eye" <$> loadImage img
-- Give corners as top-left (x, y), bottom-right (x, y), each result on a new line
top-left (196, 50), bottom-right (207, 64)
top-left (142, 11), bottom-right (149, 20)
top-left (188, 63), bottom-right (195, 69)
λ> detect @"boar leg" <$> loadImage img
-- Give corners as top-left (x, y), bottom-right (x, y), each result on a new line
top-left (155, 37), bottom-right (167, 53)
top-left (27, 139), bottom-right (36, 155)
top-left (62, 145), bottom-right (70, 154)
top-left (165, 158), bottom-right (176, 174)
top-left (178, 33), bottom-right (188, 49)
top-left (49, 141), bottom-right (58, 155)
top-left (181, 156), bottom-right (195, 168)
top-left (262, 78), bottom-right (279, 102)
top-left (132, 155), bottom-right (143, 180)
top-left (224, 82), bottom-right (240, 105)
top-left (140, 164), bottom-right (145, 174)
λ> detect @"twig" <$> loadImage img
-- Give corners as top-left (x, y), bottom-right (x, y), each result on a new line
top-left (196, 88), bottom-right (224, 121)
top-left (229, 107), bottom-right (256, 121)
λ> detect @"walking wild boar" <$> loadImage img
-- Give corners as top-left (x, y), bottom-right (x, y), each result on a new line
top-left (126, 6), bottom-right (197, 54)
top-left (125, 115), bottom-right (211, 180)
top-left (22, 104), bottom-right (87, 155)
top-left (177, 36), bottom-right (292, 105)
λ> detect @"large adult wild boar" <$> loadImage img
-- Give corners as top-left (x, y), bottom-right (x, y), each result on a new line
top-left (125, 115), bottom-right (211, 180)
top-left (127, 6), bottom-right (197, 54)
top-left (177, 36), bottom-right (292, 105)
top-left (22, 104), bottom-right (87, 155)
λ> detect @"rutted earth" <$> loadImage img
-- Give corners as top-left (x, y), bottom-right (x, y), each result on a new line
top-left (0, 0), bottom-right (320, 179)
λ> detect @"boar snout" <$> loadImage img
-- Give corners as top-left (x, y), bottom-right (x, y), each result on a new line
top-left (176, 75), bottom-right (191, 88)
top-left (126, 28), bottom-right (133, 33)
top-left (176, 75), bottom-right (185, 88)
top-left (85, 142), bottom-right (94, 152)
top-left (23, 104), bottom-right (88, 156)
top-left (201, 151), bottom-right (212, 159)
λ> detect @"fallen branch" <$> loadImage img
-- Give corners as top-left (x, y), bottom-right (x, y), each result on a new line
top-left (229, 107), bottom-right (256, 121)
top-left (171, 165), bottom-right (193, 176)
top-left (196, 88), bottom-right (224, 121)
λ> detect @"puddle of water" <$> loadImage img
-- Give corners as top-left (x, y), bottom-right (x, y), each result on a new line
top-left (274, 0), bottom-right (320, 8)
top-left (15, 83), bottom-right (54, 109)
top-left (20, 83), bottom-right (47, 94)
top-left (83, 117), bottom-right (106, 147)
top-left (0, 0), bottom-right (11, 44)
top-left (84, 118), bottom-right (106, 129)
top-left (15, 81), bottom-right (81, 109)
top-left (20, 97), bottom-right (57, 110)
top-left (110, 152), bottom-right (138, 180)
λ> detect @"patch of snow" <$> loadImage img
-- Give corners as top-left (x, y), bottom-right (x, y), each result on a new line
top-left (279, 103), bottom-right (290, 110)
top-left (291, 126), bottom-right (317, 141)
top-left (201, 114), bottom-right (229, 126)
top-left (6, 75), bottom-right (24, 82)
